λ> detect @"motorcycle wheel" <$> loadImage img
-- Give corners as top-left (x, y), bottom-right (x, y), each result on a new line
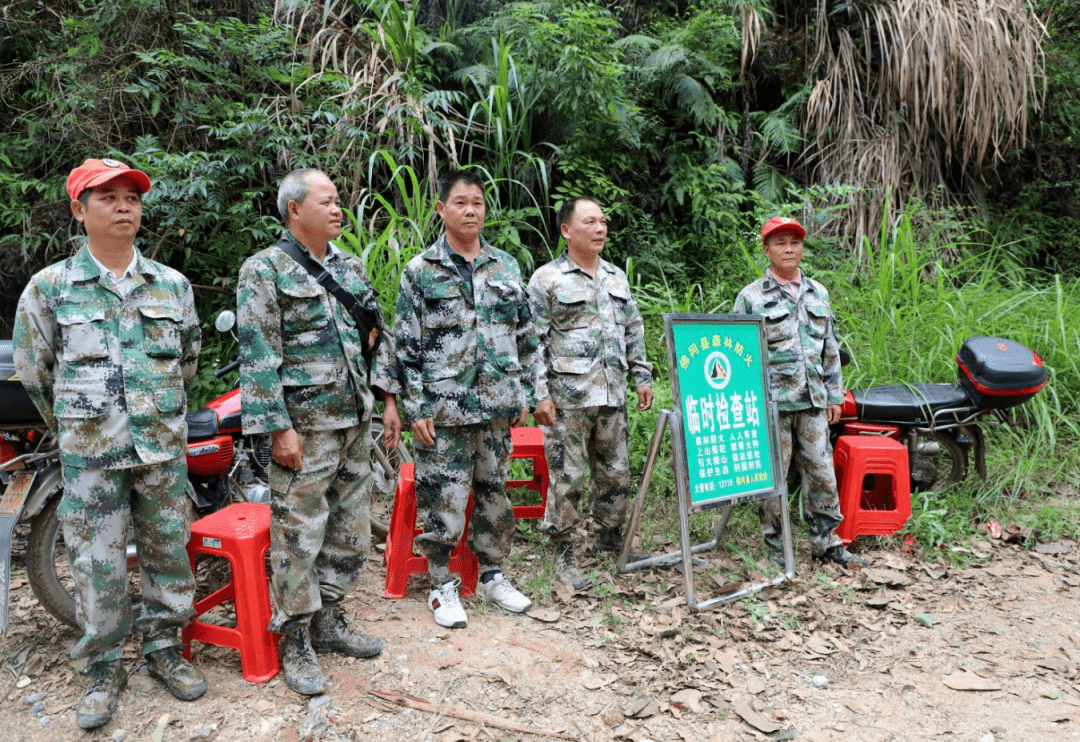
top-left (909, 431), bottom-right (968, 493)
top-left (27, 495), bottom-right (142, 631)
top-left (369, 416), bottom-right (412, 540)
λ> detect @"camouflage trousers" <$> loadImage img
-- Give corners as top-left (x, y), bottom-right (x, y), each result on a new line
top-left (267, 420), bottom-right (373, 634)
top-left (762, 408), bottom-right (844, 556)
top-left (540, 406), bottom-right (630, 540)
top-left (58, 458), bottom-right (195, 665)
top-left (413, 418), bottom-right (516, 582)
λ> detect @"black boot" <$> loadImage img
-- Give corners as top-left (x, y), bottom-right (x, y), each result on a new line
top-left (590, 527), bottom-right (623, 555)
top-left (818, 545), bottom-right (869, 568)
top-left (76, 660), bottom-right (127, 730)
top-left (553, 539), bottom-right (587, 590)
top-left (310, 604), bottom-right (382, 659)
top-left (280, 625), bottom-right (327, 695)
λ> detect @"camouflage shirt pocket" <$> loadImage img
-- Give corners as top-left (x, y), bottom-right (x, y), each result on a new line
top-left (55, 303), bottom-right (110, 364)
top-left (281, 362), bottom-right (344, 387)
top-left (607, 284), bottom-right (634, 326)
top-left (423, 282), bottom-right (465, 329)
top-left (553, 289), bottom-right (590, 329)
top-left (806, 303), bottom-right (831, 339)
top-left (53, 380), bottom-right (109, 419)
top-left (139, 303), bottom-right (185, 358)
top-left (153, 384), bottom-right (185, 414)
top-left (280, 280), bottom-right (329, 335)
top-left (762, 304), bottom-right (794, 345)
top-left (486, 280), bottom-right (521, 326)
top-left (552, 356), bottom-right (594, 375)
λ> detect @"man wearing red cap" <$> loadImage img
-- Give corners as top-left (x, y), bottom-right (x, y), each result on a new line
top-left (13, 158), bottom-right (206, 729)
top-left (733, 217), bottom-right (867, 568)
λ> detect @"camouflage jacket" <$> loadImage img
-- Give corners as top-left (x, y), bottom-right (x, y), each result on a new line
top-left (13, 245), bottom-right (201, 468)
top-left (732, 269), bottom-right (843, 411)
top-left (237, 234), bottom-right (398, 435)
top-left (394, 236), bottom-right (537, 426)
top-left (527, 252), bottom-right (653, 408)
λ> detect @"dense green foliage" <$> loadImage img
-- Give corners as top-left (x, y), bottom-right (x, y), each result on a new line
top-left (2, 0), bottom-right (1078, 557)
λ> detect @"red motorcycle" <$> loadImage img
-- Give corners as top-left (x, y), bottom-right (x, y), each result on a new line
top-left (835, 337), bottom-right (1047, 492)
top-left (1, 333), bottom-right (407, 631)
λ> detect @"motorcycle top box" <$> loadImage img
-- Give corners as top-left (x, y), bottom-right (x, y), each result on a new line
top-left (957, 337), bottom-right (1047, 409)
top-left (0, 340), bottom-right (42, 425)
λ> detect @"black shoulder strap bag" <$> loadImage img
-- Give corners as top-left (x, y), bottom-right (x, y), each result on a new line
top-left (277, 240), bottom-right (383, 368)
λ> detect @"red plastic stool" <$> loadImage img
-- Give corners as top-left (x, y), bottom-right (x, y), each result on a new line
top-left (383, 427), bottom-right (549, 599)
top-left (182, 502), bottom-right (279, 682)
top-left (505, 426), bottom-right (550, 518)
top-left (833, 435), bottom-right (912, 545)
top-left (383, 463), bottom-right (479, 598)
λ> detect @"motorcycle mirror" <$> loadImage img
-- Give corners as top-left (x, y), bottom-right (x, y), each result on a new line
top-left (215, 310), bottom-right (236, 334)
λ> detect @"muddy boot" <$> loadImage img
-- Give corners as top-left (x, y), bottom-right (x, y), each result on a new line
top-left (818, 545), bottom-right (868, 568)
top-left (146, 646), bottom-right (207, 701)
top-left (76, 659), bottom-right (127, 730)
top-left (590, 527), bottom-right (623, 555)
top-left (553, 539), bottom-right (587, 590)
top-left (591, 527), bottom-right (647, 562)
top-left (280, 625), bottom-right (327, 695)
top-left (310, 604), bottom-right (382, 659)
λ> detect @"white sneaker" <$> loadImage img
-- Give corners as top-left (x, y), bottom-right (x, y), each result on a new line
top-left (428, 579), bottom-right (467, 628)
top-left (476, 572), bottom-right (533, 613)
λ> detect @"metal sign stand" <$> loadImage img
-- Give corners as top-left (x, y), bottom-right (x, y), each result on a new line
top-left (617, 410), bottom-right (794, 610)
top-left (617, 312), bottom-right (796, 611)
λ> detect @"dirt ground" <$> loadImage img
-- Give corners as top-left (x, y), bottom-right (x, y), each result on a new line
top-left (3, 529), bottom-right (1080, 742)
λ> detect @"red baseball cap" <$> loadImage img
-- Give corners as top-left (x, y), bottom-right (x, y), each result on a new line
top-left (761, 216), bottom-right (806, 246)
top-left (66, 158), bottom-right (151, 201)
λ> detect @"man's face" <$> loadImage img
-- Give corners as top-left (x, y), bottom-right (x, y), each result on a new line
top-left (436, 182), bottom-right (485, 241)
top-left (71, 178), bottom-right (142, 242)
top-left (561, 200), bottom-right (607, 257)
top-left (764, 228), bottom-right (804, 276)
top-left (290, 172), bottom-right (342, 244)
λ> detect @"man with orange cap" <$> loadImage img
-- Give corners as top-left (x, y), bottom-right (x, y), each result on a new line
top-left (13, 158), bottom-right (205, 729)
top-left (733, 217), bottom-right (867, 568)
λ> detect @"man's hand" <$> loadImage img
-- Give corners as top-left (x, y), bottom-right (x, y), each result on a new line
top-left (271, 428), bottom-right (304, 471)
top-left (827, 404), bottom-right (842, 425)
top-left (511, 407), bottom-right (529, 427)
top-left (368, 326), bottom-right (380, 351)
top-left (533, 399), bottom-right (556, 426)
top-left (381, 395), bottom-right (402, 450)
top-left (636, 386), bottom-right (654, 411)
top-left (412, 417), bottom-right (436, 447)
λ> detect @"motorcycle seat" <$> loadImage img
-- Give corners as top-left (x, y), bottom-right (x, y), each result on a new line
top-left (186, 408), bottom-right (220, 441)
top-left (852, 383), bottom-right (973, 425)
top-left (0, 340), bottom-right (45, 425)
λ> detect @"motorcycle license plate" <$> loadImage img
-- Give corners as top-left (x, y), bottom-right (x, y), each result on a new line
top-left (0, 471), bottom-right (35, 516)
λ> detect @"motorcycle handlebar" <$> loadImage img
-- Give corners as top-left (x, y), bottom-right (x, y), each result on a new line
top-left (215, 360), bottom-right (241, 378)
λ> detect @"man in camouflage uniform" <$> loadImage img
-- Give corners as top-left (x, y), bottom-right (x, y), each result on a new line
top-left (527, 197), bottom-right (653, 589)
top-left (394, 169), bottom-right (537, 629)
top-left (733, 216), bottom-right (867, 568)
top-left (13, 158), bottom-right (206, 729)
top-left (238, 169), bottom-right (401, 694)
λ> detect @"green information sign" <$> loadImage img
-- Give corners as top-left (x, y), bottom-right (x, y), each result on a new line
top-left (664, 314), bottom-right (781, 512)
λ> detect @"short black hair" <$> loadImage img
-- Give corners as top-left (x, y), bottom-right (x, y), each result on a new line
top-left (437, 169), bottom-right (485, 203)
top-left (556, 196), bottom-right (599, 230)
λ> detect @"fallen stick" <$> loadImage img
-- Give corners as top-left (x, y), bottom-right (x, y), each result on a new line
top-left (368, 690), bottom-right (577, 740)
